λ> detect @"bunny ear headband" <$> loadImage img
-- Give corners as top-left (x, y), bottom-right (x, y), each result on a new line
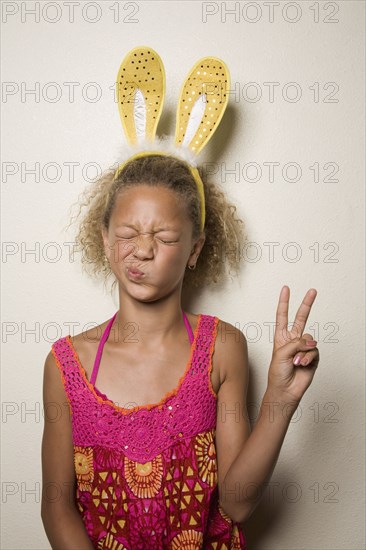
top-left (114, 45), bottom-right (230, 232)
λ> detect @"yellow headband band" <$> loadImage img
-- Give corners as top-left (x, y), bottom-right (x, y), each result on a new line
top-left (113, 150), bottom-right (206, 232)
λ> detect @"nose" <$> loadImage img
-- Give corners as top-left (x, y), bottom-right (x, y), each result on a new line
top-left (131, 233), bottom-right (155, 260)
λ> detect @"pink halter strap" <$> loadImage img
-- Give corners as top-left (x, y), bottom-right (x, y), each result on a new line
top-left (90, 309), bottom-right (194, 386)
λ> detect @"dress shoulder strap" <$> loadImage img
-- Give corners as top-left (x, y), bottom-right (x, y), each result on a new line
top-left (90, 312), bottom-right (118, 386)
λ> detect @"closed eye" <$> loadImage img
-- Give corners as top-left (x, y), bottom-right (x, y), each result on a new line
top-left (115, 234), bottom-right (178, 244)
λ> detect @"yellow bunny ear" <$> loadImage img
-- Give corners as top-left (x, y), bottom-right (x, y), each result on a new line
top-left (116, 46), bottom-right (165, 145)
top-left (174, 57), bottom-right (230, 155)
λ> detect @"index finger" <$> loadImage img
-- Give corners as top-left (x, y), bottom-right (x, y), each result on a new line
top-left (291, 288), bottom-right (317, 337)
top-left (275, 285), bottom-right (290, 338)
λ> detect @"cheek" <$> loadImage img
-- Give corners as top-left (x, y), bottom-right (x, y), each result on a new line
top-left (108, 240), bottom-right (138, 262)
top-left (161, 247), bottom-right (189, 269)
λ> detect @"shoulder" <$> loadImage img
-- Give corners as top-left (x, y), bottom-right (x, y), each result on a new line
top-left (214, 317), bottom-right (249, 384)
top-left (67, 318), bottom-right (110, 353)
top-left (51, 317), bottom-right (111, 374)
top-left (71, 318), bottom-right (109, 343)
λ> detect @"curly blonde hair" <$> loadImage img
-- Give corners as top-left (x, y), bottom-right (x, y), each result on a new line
top-left (66, 154), bottom-right (246, 294)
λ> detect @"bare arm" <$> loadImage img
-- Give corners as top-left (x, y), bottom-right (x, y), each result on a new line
top-left (41, 350), bottom-right (95, 549)
top-left (216, 288), bottom-right (320, 523)
top-left (215, 322), bottom-right (296, 524)
top-left (214, 321), bottom-right (251, 521)
top-left (220, 385), bottom-right (296, 523)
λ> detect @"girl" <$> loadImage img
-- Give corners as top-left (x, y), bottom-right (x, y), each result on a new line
top-left (41, 46), bottom-right (320, 549)
top-left (40, 153), bottom-right (319, 549)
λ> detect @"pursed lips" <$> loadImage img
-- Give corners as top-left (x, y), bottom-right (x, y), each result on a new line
top-left (127, 266), bottom-right (145, 275)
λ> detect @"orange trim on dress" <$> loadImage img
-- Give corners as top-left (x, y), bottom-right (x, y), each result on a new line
top-left (51, 345), bottom-right (74, 417)
top-left (64, 313), bottom-right (204, 415)
top-left (208, 317), bottom-right (219, 399)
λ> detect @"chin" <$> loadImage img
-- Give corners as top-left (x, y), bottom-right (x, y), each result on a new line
top-left (124, 284), bottom-right (177, 304)
top-left (117, 279), bottom-right (156, 299)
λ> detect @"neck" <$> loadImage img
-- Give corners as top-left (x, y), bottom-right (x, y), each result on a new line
top-left (111, 289), bottom-right (187, 348)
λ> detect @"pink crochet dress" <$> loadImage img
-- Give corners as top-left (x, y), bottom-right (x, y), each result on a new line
top-left (51, 310), bottom-right (247, 549)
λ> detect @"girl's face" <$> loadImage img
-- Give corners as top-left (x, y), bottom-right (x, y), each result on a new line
top-left (102, 184), bottom-right (205, 302)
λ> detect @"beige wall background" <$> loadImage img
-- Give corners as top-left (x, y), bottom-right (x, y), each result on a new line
top-left (1, 1), bottom-right (365, 548)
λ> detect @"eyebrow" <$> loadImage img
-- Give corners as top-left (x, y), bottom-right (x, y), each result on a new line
top-left (115, 224), bottom-right (177, 232)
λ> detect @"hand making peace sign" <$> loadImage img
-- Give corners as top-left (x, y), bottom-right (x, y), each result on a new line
top-left (267, 286), bottom-right (320, 405)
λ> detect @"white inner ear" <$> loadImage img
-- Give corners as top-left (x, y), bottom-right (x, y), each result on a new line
top-left (182, 93), bottom-right (207, 148)
top-left (133, 88), bottom-right (147, 143)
